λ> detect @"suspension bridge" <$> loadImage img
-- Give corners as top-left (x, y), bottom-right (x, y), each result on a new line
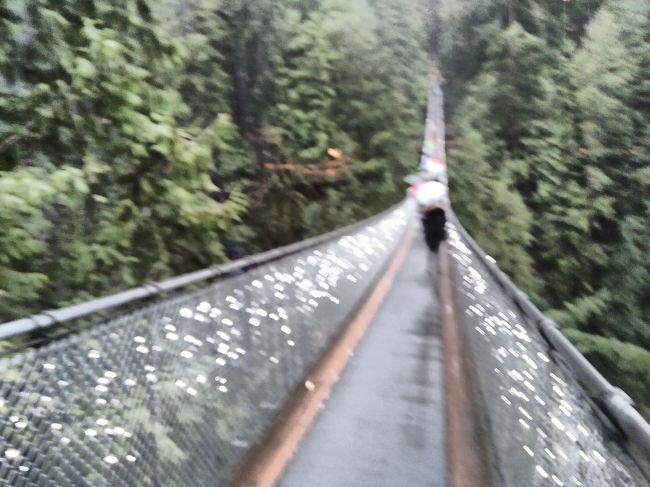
top-left (0, 84), bottom-right (647, 487)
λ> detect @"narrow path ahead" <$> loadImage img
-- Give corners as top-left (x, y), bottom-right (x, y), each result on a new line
top-left (280, 234), bottom-right (446, 487)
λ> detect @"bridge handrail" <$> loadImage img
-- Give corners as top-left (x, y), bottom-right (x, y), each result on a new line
top-left (447, 208), bottom-right (650, 457)
top-left (0, 203), bottom-right (401, 341)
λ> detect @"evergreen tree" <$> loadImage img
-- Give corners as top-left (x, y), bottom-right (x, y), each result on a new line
top-left (447, 77), bottom-right (539, 294)
top-left (0, 0), bottom-right (432, 319)
top-left (439, 0), bottom-right (649, 412)
top-left (516, 47), bottom-right (608, 310)
top-left (263, 5), bottom-right (342, 164)
top-left (570, 0), bottom-right (650, 347)
top-left (0, 1), bottom-right (247, 319)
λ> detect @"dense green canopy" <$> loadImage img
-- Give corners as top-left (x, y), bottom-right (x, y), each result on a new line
top-left (0, 0), bottom-right (430, 322)
top-left (438, 0), bottom-right (649, 417)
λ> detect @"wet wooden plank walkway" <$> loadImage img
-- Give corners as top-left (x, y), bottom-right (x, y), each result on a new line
top-left (280, 233), bottom-right (446, 487)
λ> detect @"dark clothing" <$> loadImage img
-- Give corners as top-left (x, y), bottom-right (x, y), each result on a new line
top-left (225, 241), bottom-right (245, 261)
top-left (225, 241), bottom-right (245, 275)
top-left (422, 208), bottom-right (446, 252)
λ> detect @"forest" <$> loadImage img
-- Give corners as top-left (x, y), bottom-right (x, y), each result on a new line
top-left (0, 0), bottom-right (429, 320)
top-left (0, 0), bottom-right (648, 413)
top-left (437, 0), bottom-right (649, 416)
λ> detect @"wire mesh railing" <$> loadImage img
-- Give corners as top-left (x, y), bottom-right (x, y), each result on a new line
top-left (445, 218), bottom-right (648, 485)
top-left (0, 202), bottom-right (414, 486)
top-left (421, 77), bottom-right (648, 483)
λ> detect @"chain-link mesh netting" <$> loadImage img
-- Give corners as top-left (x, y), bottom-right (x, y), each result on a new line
top-left (446, 222), bottom-right (647, 486)
top-left (0, 203), bottom-right (413, 487)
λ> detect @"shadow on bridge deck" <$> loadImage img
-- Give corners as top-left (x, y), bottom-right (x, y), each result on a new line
top-left (278, 232), bottom-right (446, 487)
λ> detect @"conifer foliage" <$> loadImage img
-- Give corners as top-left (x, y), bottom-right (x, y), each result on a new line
top-left (0, 0), bottom-right (430, 320)
top-left (439, 0), bottom-right (649, 415)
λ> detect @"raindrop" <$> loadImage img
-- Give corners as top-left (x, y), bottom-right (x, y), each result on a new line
top-left (592, 450), bottom-right (606, 464)
top-left (4, 449), bottom-right (20, 460)
top-left (535, 465), bottom-right (549, 479)
top-left (551, 475), bottom-right (564, 486)
top-left (104, 455), bottom-right (118, 465)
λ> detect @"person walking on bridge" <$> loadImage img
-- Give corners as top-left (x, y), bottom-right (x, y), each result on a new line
top-left (410, 179), bottom-right (448, 252)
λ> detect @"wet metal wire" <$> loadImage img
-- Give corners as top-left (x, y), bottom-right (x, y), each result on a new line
top-left (0, 203), bottom-right (413, 487)
top-left (422, 75), bottom-right (649, 483)
top-left (446, 221), bottom-right (648, 486)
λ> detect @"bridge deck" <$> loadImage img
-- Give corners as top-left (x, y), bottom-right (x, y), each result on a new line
top-left (280, 233), bottom-right (446, 487)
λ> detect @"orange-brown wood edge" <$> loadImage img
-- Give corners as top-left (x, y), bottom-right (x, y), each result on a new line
top-left (228, 218), bottom-right (418, 487)
top-left (438, 240), bottom-right (494, 487)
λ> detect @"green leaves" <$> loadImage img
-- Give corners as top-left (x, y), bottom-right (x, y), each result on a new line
top-left (0, 165), bottom-right (84, 317)
top-left (441, 0), bottom-right (650, 413)
top-left (73, 57), bottom-right (96, 78)
top-left (0, 0), bottom-right (430, 322)
top-left (0, 0), bottom-right (252, 321)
